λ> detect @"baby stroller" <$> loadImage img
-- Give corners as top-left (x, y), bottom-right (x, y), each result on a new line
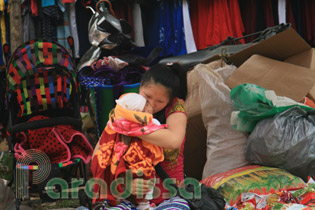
top-left (4, 38), bottom-right (93, 209)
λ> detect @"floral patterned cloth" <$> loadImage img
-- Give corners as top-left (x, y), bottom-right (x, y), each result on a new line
top-left (91, 104), bottom-right (167, 206)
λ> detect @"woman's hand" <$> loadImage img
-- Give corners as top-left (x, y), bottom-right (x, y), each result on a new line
top-left (131, 178), bottom-right (154, 197)
top-left (138, 112), bottom-right (187, 149)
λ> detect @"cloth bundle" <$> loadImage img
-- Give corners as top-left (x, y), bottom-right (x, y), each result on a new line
top-left (14, 115), bottom-right (93, 164)
top-left (91, 103), bottom-right (167, 206)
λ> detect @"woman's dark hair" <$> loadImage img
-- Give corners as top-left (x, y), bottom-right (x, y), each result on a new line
top-left (140, 63), bottom-right (187, 101)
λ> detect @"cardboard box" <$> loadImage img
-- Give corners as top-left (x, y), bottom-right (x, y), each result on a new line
top-left (225, 54), bottom-right (315, 102)
top-left (228, 28), bottom-right (311, 67)
top-left (285, 48), bottom-right (315, 70)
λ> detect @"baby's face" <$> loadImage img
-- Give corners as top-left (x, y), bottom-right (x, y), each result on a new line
top-left (143, 101), bottom-right (153, 114)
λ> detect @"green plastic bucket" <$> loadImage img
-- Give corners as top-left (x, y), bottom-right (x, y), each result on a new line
top-left (89, 83), bottom-right (140, 136)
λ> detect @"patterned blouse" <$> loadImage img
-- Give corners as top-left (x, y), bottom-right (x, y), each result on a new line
top-left (151, 97), bottom-right (187, 205)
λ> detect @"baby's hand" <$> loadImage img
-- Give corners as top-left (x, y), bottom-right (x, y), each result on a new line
top-left (143, 102), bottom-right (153, 114)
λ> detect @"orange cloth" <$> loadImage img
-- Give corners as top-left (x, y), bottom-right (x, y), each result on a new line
top-left (91, 104), bottom-right (166, 206)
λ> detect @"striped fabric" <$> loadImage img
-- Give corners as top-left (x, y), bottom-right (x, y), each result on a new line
top-left (6, 39), bottom-right (77, 117)
top-left (96, 197), bottom-right (190, 210)
top-left (154, 196), bottom-right (190, 210)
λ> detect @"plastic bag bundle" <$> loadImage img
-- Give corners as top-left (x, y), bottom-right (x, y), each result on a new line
top-left (230, 83), bottom-right (314, 132)
top-left (246, 106), bottom-right (315, 180)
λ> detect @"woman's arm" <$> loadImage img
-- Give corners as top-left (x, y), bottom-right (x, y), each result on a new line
top-left (138, 112), bottom-right (187, 149)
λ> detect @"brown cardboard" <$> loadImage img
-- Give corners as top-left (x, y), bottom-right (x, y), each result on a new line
top-left (285, 48), bottom-right (315, 70)
top-left (225, 54), bottom-right (315, 102)
top-left (228, 28), bottom-right (311, 67)
top-left (184, 113), bottom-right (207, 181)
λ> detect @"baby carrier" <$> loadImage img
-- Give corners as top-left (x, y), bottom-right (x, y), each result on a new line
top-left (4, 38), bottom-right (92, 209)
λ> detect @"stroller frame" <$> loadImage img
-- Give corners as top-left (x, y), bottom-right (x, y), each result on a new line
top-left (4, 38), bottom-right (91, 209)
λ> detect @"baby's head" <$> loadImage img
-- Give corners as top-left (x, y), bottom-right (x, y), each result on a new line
top-left (115, 93), bottom-right (153, 114)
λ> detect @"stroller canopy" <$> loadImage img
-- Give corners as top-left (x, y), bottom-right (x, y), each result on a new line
top-left (7, 39), bottom-right (76, 90)
top-left (6, 39), bottom-right (78, 117)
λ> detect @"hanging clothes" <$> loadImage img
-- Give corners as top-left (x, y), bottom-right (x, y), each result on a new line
top-left (286, 0), bottom-right (296, 31)
top-left (182, 0), bottom-right (197, 53)
top-left (67, 1), bottom-right (80, 58)
top-left (40, 4), bottom-right (61, 42)
top-left (191, 0), bottom-right (245, 49)
top-left (142, 0), bottom-right (186, 56)
top-left (264, 0), bottom-right (276, 27)
top-left (75, 0), bottom-right (95, 57)
top-left (56, 0), bottom-right (80, 58)
top-left (278, 0), bottom-right (286, 24)
top-left (290, 0), bottom-right (303, 37)
top-left (57, 0), bottom-right (71, 51)
top-left (9, 0), bottom-right (23, 53)
top-left (132, 1), bottom-right (145, 47)
top-left (228, 0), bottom-right (245, 43)
top-left (239, 0), bottom-right (256, 42)
top-left (22, 0), bottom-right (36, 42)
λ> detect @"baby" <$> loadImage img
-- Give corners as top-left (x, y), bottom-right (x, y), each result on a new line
top-left (115, 93), bottom-right (160, 125)
top-left (115, 93), bottom-right (160, 210)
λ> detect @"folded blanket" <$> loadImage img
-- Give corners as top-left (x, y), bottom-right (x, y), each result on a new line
top-left (91, 104), bottom-right (167, 206)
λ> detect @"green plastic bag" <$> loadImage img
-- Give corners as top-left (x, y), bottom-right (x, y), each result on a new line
top-left (230, 83), bottom-right (314, 132)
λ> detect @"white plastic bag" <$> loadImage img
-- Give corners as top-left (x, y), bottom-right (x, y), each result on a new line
top-left (192, 62), bottom-right (248, 178)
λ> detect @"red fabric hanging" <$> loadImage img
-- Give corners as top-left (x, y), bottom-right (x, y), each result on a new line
top-left (31, 0), bottom-right (38, 16)
top-left (228, 0), bottom-right (245, 43)
top-left (190, 0), bottom-right (245, 50)
top-left (264, 0), bottom-right (275, 27)
top-left (239, 0), bottom-right (257, 43)
top-left (286, 0), bottom-right (297, 31)
top-left (190, 0), bottom-right (211, 50)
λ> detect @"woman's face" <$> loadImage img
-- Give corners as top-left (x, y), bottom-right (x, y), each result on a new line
top-left (139, 83), bottom-right (170, 114)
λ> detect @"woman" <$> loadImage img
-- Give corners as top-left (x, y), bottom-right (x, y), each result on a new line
top-left (92, 62), bottom-right (189, 209)
top-left (133, 62), bottom-right (188, 208)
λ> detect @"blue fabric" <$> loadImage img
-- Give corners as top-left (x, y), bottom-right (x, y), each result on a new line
top-left (42, 0), bottom-right (56, 7)
top-left (142, 0), bottom-right (187, 57)
top-left (159, 0), bottom-right (186, 56)
top-left (172, 0), bottom-right (187, 56)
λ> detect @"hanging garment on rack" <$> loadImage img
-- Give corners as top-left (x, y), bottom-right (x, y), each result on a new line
top-left (57, 0), bottom-right (71, 51)
top-left (228, 0), bottom-right (245, 43)
top-left (56, 0), bottom-right (79, 57)
top-left (9, 0), bottom-right (23, 53)
top-left (182, 0), bottom-right (197, 53)
top-left (40, 5), bottom-right (61, 41)
top-left (264, 0), bottom-right (275, 27)
top-left (30, 0), bottom-right (38, 16)
top-left (239, 0), bottom-right (257, 42)
top-left (286, 0), bottom-right (296, 31)
top-left (75, 0), bottom-right (95, 57)
top-left (278, 0), bottom-right (286, 24)
top-left (302, 0), bottom-right (315, 47)
top-left (42, 0), bottom-right (55, 7)
top-left (67, 1), bottom-right (79, 58)
top-left (190, 0), bottom-right (209, 49)
top-left (132, 1), bottom-right (145, 47)
top-left (142, 0), bottom-right (186, 56)
top-left (290, 0), bottom-right (303, 37)
top-left (22, 0), bottom-right (36, 42)
top-left (169, 0), bottom-right (186, 56)
top-left (190, 0), bottom-right (244, 49)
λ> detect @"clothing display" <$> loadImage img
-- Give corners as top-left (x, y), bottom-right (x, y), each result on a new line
top-left (4, 0), bottom-right (315, 59)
